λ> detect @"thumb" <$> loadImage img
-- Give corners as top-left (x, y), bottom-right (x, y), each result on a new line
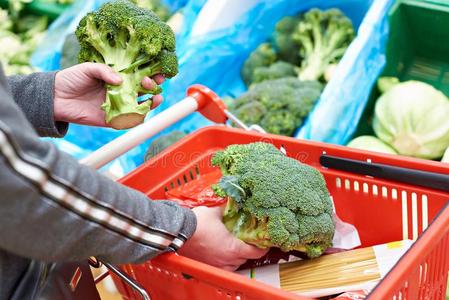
top-left (234, 239), bottom-right (269, 259)
top-left (81, 62), bottom-right (122, 85)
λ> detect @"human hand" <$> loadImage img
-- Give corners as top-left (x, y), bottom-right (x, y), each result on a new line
top-left (54, 62), bottom-right (164, 126)
top-left (178, 206), bottom-right (268, 271)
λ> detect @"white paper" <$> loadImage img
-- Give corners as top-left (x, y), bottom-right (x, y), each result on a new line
top-left (294, 281), bottom-right (378, 298)
top-left (235, 264), bottom-right (281, 288)
top-left (330, 196), bottom-right (362, 250)
top-left (373, 240), bottom-right (414, 278)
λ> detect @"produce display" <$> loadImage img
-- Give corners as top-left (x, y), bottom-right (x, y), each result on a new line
top-left (347, 135), bottom-right (397, 155)
top-left (75, 0), bottom-right (178, 129)
top-left (0, 6), bottom-right (48, 75)
top-left (1, 1), bottom-right (449, 298)
top-left (348, 78), bottom-right (449, 161)
top-left (241, 8), bottom-right (355, 87)
top-left (211, 142), bottom-right (335, 258)
top-left (232, 8), bottom-right (355, 136)
top-left (229, 78), bottom-right (323, 136)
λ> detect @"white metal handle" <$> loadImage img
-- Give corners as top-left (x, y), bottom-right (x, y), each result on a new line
top-left (80, 96), bottom-right (199, 169)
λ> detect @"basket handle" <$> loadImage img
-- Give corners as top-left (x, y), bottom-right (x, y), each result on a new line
top-left (103, 263), bottom-right (150, 300)
top-left (320, 155), bottom-right (449, 192)
top-left (80, 85), bottom-right (228, 169)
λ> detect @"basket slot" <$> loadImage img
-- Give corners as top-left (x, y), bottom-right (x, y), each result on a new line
top-left (332, 175), bottom-right (431, 244)
top-left (164, 165), bottom-right (201, 192)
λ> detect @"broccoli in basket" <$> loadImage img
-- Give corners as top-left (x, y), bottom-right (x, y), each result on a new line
top-left (212, 142), bottom-right (335, 258)
top-left (76, 0), bottom-right (178, 129)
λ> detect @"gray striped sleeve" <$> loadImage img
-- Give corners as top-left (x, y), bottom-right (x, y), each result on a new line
top-left (6, 71), bottom-right (68, 137)
top-left (0, 66), bottom-right (196, 266)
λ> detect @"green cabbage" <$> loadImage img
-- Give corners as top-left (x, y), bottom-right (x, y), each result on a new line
top-left (347, 135), bottom-right (397, 155)
top-left (373, 81), bottom-right (449, 159)
top-left (442, 147), bottom-right (449, 163)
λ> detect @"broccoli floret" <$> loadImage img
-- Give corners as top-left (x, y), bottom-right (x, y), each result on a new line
top-left (76, 0), bottom-right (179, 129)
top-left (293, 8), bottom-right (355, 82)
top-left (272, 16), bottom-right (301, 65)
top-left (252, 61), bottom-right (297, 85)
top-left (260, 110), bottom-right (298, 136)
top-left (130, 0), bottom-right (171, 21)
top-left (144, 130), bottom-right (186, 160)
top-left (230, 78), bottom-right (323, 136)
top-left (241, 43), bottom-right (277, 86)
top-left (212, 143), bottom-right (335, 258)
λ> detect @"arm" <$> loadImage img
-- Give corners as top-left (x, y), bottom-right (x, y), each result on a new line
top-left (0, 66), bottom-right (196, 264)
top-left (6, 63), bottom-right (163, 137)
top-left (7, 72), bottom-right (68, 138)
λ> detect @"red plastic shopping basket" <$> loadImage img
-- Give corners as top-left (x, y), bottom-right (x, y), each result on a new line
top-left (81, 86), bottom-right (449, 300)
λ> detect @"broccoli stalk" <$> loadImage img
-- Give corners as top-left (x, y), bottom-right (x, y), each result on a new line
top-left (212, 143), bottom-right (335, 258)
top-left (76, 0), bottom-right (178, 129)
top-left (293, 9), bottom-right (355, 81)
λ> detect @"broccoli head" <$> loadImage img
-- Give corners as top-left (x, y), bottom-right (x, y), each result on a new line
top-left (252, 61), bottom-right (297, 85)
top-left (293, 8), bottom-right (355, 82)
top-left (144, 130), bottom-right (186, 160)
top-left (230, 78), bottom-right (323, 136)
top-left (271, 16), bottom-right (301, 65)
top-left (212, 142), bottom-right (335, 258)
top-left (76, 0), bottom-right (178, 129)
top-left (241, 43), bottom-right (277, 86)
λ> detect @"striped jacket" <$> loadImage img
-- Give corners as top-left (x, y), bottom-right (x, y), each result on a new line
top-left (0, 66), bottom-right (196, 299)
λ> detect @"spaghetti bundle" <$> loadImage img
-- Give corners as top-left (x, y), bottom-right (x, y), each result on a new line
top-left (280, 247), bottom-right (380, 293)
top-left (236, 240), bottom-right (413, 297)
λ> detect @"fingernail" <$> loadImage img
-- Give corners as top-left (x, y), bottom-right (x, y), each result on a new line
top-left (112, 74), bottom-right (122, 83)
top-left (145, 77), bottom-right (154, 88)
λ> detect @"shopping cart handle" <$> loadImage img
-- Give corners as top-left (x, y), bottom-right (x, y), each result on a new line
top-left (320, 155), bottom-right (449, 192)
top-left (80, 85), bottom-right (228, 169)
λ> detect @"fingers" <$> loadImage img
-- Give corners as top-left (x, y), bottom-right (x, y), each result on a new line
top-left (234, 239), bottom-right (269, 260)
top-left (141, 76), bottom-right (155, 91)
top-left (153, 74), bottom-right (165, 85)
top-left (151, 94), bottom-right (163, 109)
top-left (222, 263), bottom-right (245, 272)
top-left (81, 62), bottom-right (122, 85)
top-left (141, 75), bottom-right (165, 91)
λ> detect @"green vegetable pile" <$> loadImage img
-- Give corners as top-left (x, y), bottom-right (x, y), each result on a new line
top-left (229, 78), bottom-right (323, 136)
top-left (348, 78), bottom-right (449, 162)
top-left (242, 8), bottom-right (355, 87)
top-left (211, 142), bottom-right (335, 258)
top-left (0, 2), bottom-right (48, 75)
top-left (76, 0), bottom-right (178, 129)
top-left (231, 8), bottom-right (354, 137)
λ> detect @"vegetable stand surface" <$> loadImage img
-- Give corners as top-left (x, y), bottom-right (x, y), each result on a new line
top-left (112, 126), bottom-right (449, 300)
top-left (354, 0), bottom-right (449, 138)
